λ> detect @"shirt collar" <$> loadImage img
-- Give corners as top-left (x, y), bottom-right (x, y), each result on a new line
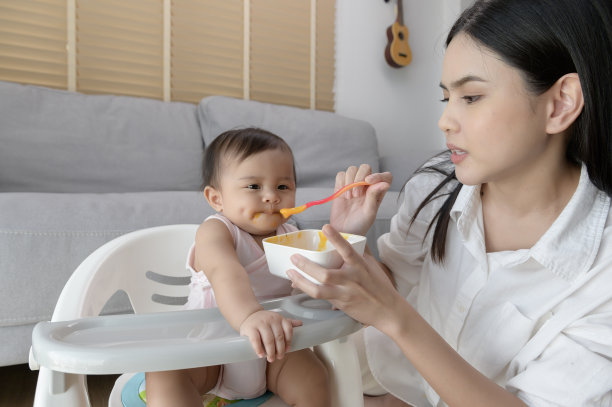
top-left (450, 165), bottom-right (610, 282)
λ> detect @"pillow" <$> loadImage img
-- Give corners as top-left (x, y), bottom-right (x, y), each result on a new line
top-left (0, 191), bottom-right (209, 327)
top-left (198, 96), bottom-right (379, 188)
top-left (0, 81), bottom-right (203, 193)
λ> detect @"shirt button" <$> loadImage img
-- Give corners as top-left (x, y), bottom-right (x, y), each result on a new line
top-left (457, 304), bottom-right (466, 313)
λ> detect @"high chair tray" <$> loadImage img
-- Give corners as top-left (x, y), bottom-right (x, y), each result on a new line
top-left (31, 294), bottom-right (361, 375)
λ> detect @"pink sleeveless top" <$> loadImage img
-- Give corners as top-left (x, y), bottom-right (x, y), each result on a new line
top-left (184, 213), bottom-right (298, 310)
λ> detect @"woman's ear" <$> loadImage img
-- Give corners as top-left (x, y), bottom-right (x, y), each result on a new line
top-left (546, 73), bottom-right (584, 135)
top-left (204, 186), bottom-right (223, 212)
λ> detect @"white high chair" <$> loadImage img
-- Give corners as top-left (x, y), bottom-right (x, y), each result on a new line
top-left (30, 224), bottom-right (363, 407)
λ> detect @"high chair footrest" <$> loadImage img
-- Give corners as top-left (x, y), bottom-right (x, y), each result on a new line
top-left (31, 294), bottom-right (361, 375)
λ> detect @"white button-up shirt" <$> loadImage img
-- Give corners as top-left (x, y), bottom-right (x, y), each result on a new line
top-left (368, 164), bottom-right (612, 407)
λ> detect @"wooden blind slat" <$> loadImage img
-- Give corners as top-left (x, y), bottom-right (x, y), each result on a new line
top-left (315, 0), bottom-right (335, 110)
top-left (171, 0), bottom-right (243, 103)
top-left (76, 0), bottom-right (162, 97)
top-left (250, 0), bottom-right (310, 108)
top-left (0, 0), bottom-right (335, 110)
top-left (0, 0), bottom-right (66, 88)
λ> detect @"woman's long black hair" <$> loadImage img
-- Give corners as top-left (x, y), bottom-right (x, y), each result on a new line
top-left (411, 0), bottom-right (612, 263)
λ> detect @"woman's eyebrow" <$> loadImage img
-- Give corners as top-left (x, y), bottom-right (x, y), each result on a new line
top-left (439, 75), bottom-right (487, 90)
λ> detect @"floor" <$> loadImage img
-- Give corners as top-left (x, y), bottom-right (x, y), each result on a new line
top-left (0, 364), bottom-right (118, 407)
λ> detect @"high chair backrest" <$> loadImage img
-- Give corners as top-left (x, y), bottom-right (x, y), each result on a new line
top-left (51, 224), bottom-right (198, 321)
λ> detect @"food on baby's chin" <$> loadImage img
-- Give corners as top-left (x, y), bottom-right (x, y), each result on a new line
top-left (252, 212), bottom-right (281, 222)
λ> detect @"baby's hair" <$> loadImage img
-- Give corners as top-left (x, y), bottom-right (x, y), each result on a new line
top-left (202, 127), bottom-right (296, 190)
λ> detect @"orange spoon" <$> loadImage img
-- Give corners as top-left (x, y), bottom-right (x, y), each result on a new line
top-left (280, 181), bottom-right (370, 218)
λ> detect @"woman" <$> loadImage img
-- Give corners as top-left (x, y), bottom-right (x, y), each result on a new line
top-left (288, 1), bottom-right (612, 406)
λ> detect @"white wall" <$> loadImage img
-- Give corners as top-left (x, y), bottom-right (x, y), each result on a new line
top-left (334, 0), bottom-right (469, 165)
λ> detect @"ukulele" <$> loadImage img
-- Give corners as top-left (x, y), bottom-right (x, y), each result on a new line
top-left (384, 0), bottom-right (412, 68)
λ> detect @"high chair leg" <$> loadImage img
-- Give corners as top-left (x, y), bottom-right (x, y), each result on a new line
top-left (33, 367), bottom-right (91, 407)
top-left (314, 333), bottom-right (363, 407)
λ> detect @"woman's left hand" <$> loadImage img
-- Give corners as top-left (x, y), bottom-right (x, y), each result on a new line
top-left (329, 164), bottom-right (392, 237)
top-left (288, 224), bottom-right (404, 333)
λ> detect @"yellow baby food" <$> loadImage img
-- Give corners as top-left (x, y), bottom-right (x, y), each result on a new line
top-left (317, 231), bottom-right (327, 251)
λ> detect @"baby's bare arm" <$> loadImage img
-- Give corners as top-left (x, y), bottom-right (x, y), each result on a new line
top-left (194, 220), bottom-right (300, 361)
top-left (195, 220), bottom-right (262, 329)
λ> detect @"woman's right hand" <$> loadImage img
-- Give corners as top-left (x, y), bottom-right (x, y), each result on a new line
top-left (329, 164), bottom-right (392, 236)
top-left (288, 224), bottom-right (406, 334)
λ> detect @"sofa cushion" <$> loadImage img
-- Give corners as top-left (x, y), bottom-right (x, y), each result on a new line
top-left (0, 191), bottom-right (214, 328)
top-left (0, 187), bottom-right (400, 327)
top-left (0, 81), bottom-right (204, 193)
top-left (198, 96), bottom-right (380, 188)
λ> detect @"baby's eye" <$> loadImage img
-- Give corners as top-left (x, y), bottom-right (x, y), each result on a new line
top-left (246, 184), bottom-right (260, 190)
top-left (278, 184), bottom-right (290, 190)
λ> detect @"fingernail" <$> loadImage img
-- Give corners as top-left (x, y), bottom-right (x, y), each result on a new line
top-left (290, 254), bottom-right (300, 266)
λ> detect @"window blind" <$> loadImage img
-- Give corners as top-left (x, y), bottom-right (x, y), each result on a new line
top-left (315, 0), bottom-right (335, 111)
top-left (0, 0), bottom-right (67, 89)
top-left (250, 0), bottom-right (311, 108)
top-left (76, 0), bottom-right (163, 98)
top-left (0, 0), bottom-right (336, 110)
top-left (171, 0), bottom-right (243, 103)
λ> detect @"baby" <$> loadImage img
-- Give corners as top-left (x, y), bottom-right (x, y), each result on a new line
top-left (145, 127), bottom-right (330, 407)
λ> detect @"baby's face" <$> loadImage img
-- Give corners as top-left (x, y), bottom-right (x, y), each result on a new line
top-left (215, 148), bottom-right (296, 236)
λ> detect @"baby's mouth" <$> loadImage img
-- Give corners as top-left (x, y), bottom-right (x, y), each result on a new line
top-left (252, 212), bottom-right (281, 222)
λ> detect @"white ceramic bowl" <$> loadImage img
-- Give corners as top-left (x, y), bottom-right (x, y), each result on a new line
top-left (263, 229), bottom-right (367, 285)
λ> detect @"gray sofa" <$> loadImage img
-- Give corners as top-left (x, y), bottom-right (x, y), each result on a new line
top-left (0, 80), bottom-right (412, 366)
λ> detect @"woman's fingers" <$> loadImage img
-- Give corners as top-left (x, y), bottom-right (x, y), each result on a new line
top-left (288, 266), bottom-right (326, 299)
top-left (365, 176), bottom-right (391, 210)
top-left (353, 164), bottom-right (372, 197)
top-left (289, 224), bottom-right (363, 292)
top-left (290, 224), bottom-right (363, 281)
top-left (335, 171), bottom-right (346, 192)
top-left (365, 171), bottom-right (393, 186)
top-left (321, 224), bottom-right (363, 266)
top-left (334, 165), bottom-right (390, 205)
top-left (344, 166), bottom-right (359, 198)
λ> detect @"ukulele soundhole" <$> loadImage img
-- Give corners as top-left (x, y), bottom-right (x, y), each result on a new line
top-left (398, 32), bottom-right (404, 40)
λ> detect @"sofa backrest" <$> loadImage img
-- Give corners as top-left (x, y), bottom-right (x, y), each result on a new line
top-left (0, 81), bottom-right (203, 193)
top-left (0, 81), bottom-right (380, 193)
top-left (198, 96), bottom-right (379, 188)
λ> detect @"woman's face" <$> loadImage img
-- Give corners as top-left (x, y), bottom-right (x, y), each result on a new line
top-left (438, 33), bottom-right (553, 187)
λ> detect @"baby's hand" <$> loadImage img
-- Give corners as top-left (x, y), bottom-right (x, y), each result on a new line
top-left (239, 310), bottom-right (303, 362)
